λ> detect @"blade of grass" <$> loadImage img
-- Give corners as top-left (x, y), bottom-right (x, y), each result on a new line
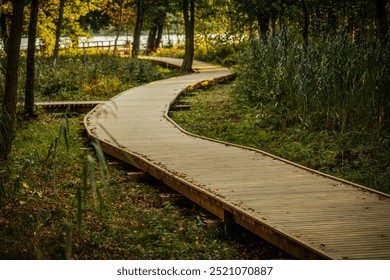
top-left (77, 188), bottom-right (82, 233)
top-left (86, 153), bottom-right (107, 213)
top-left (82, 161), bottom-right (88, 209)
top-left (87, 155), bottom-right (97, 207)
top-left (91, 140), bottom-right (109, 195)
top-left (64, 222), bottom-right (72, 260)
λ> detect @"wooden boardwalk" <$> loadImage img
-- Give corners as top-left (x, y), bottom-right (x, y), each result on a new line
top-left (84, 57), bottom-right (390, 260)
top-left (36, 101), bottom-right (104, 113)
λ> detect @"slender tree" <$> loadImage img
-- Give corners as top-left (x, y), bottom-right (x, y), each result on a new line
top-left (0, 0), bottom-right (25, 161)
top-left (144, 0), bottom-right (168, 54)
top-left (24, 0), bottom-right (40, 118)
top-left (132, 0), bottom-right (144, 58)
top-left (53, 0), bottom-right (65, 66)
top-left (113, 0), bottom-right (124, 56)
top-left (181, 0), bottom-right (195, 72)
top-left (376, 0), bottom-right (389, 45)
top-left (0, 0), bottom-right (11, 52)
top-left (327, 0), bottom-right (338, 35)
top-left (302, 0), bottom-right (309, 48)
top-left (256, 7), bottom-right (269, 41)
top-left (145, 13), bottom-right (166, 54)
top-left (155, 15), bottom-right (165, 50)
top-left (0, 0), bottom-right (3, 37)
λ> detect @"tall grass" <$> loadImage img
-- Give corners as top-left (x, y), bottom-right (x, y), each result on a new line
top-left (2, 114), bottom-right (267, 259)
top-left (0, 54), bottom-right (179, 102)
top-left (235, 32), bottom-right (390, 136)
top-left (171, 81), bottom-right (390, 192)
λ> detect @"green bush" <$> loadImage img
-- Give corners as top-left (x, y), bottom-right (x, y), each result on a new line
top-left (195, 38), bottom-right (240, 67)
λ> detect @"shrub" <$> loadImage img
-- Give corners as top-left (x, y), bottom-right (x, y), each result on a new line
top-left (8, 54), bottom-right (178, 101)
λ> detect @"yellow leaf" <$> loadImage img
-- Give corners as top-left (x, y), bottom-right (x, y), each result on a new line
top-left (19, 201), bottom-right (27, 205)
top-left (37, 191), bottom-right (43, 199)
top-left (22, 182), bottom-right (29, 189)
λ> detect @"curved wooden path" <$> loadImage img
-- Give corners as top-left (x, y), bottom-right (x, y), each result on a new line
top-left (84, 57), bottom-right (390, 260)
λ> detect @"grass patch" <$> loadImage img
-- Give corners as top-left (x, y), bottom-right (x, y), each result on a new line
top-left (7, 54), bottom-right (181, 102)
top-left (0, 113), bottom-right (290, 259)
top-left (170, 83), bottom-right (390, 194)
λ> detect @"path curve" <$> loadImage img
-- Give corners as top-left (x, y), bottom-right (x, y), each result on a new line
top-left (84, 57), bottom-right (390, 260)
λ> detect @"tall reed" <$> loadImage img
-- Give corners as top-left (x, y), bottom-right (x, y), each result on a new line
top-left (235, 32), bottom-right (389, 137)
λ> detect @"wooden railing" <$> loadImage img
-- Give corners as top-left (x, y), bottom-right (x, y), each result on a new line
top-left (14, 40), bottom-right (132, 55)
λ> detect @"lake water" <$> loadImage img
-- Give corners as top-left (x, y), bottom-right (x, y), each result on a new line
top-left (16, 34), bottom-right (184, 50)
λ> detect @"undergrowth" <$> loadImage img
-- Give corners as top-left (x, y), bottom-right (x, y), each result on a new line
top-left (170, 83), bottom-right (390, 194)
top-left (236, 32), bottom-right (390, 136)
top-left (155, 39), bottom-right (239, 67)
top-left (1, 54), bottom-right (180, 103)
top-left (0, 113), bottom-right (288, 259)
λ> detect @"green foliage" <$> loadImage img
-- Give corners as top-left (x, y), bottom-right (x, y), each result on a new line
top-left (156, 45), bottom-right (185, 58)
top-left (170, 83), bottom-right (390, 194)
top-left (36, 0), bottom-right (105, 56)
top-left (0, 114), bottom-right (84, 258)
top-left (1, 113), bottom-right (275, 259)
top-left (235, 32), bottom-right (390, 135)
top-left (195, 38), bottom-right (240, 66)
top-left (8, 54), bottom-right (178, 101)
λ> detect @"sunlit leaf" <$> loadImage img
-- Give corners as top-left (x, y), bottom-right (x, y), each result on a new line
top-left (37, 191), bottom-right (43, 198)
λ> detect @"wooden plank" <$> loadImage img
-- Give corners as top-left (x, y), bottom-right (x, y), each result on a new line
top-left (84, 57), bottom-right (390, 260)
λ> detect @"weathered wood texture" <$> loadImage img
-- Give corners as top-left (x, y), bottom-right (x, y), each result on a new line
top-left (36, 101), bottom-right (104, 113)
top-left (84, 57), bottom-right (390, 260)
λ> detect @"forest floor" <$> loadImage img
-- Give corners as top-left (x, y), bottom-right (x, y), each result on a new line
top-left (0, 113), bottom-right (293, 260)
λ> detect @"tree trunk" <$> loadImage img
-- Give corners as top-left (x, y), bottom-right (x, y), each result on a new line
top-left (257, 12), bottom-right (269, 41)
top-left (24, 0), bottom-right (40, 118)
top-left (166, 25), bottom-right (171, 46)
top-left (302, 0), bottom-right (309, 48)
top-left (249, 20), bottom-right (255, 40)
top-left (271, 12), bottom-right (277, 37)
top-left (254, 2), bottom-right (270, 41)
top-left (181, 0), bottom-right (195, 72)
top-left (0, 3), bottom-right (10, 52)
top-left (376, 0), bottom-right (389, 45)
top-left (375, 0), bottom-right (390, 131)
top-left (132, 0), bottom-right (144, 58)
top-left (327, 0), bottom-right (338, 35)
top-left (0, 0), bottom-right (25, 161)
top-left (53, 0), bottom-right (65, 66)
top-left (146, 25), bottom-right (158, 54)
top-left (155, 16), bottom-right (165, 50)
top-left (256, 7), bottom-right (270, 42)
top-left (146, 13), bottom-right (166, 54)
top-left (113, 0), bottom-right (124, 56)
